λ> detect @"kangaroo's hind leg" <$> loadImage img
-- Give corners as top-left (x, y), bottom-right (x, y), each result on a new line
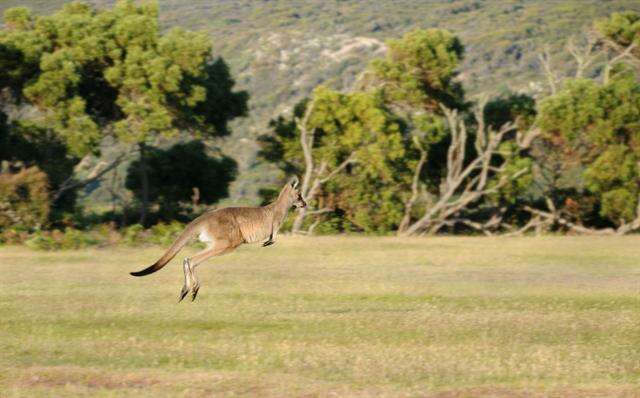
top-left (186, 240), bottom-right (238, 301)
top-left (179, 258), bottom-right (193, 302)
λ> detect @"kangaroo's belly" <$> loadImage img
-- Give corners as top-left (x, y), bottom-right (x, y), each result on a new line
top-left (240, 224), bottom-right (270, 244)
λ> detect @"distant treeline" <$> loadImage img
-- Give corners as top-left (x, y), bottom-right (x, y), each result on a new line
top-left (1, 1), bottom-right (639, 240)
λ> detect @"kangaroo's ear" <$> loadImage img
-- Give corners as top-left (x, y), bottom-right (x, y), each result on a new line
top-left (289, 176), bottom-right (299, 189)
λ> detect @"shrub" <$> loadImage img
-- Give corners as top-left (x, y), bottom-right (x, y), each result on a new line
top-left (122, 224), bottom-right (146, 246)
top-left (91, 222), bottom-right (122, 246)
top-left (24, 228), bottom-right (100, 250)
top-left (59, 228), bottom-right (98, 249)
top-left (0, 227), bottom-right (30, 245)
top-left (148, 221), bottom-right (185, 246)
top-left (24, 230), bottom-right (58, 250)
top-left (0, 164), bottom-right (50, 229)
top-left (12, 222), bottom-right (189, 250)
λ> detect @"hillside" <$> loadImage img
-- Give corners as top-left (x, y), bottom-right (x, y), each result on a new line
top-left (2, 0), bottom-right (640, 204)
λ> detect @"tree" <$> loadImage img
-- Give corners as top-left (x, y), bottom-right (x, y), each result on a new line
top-left (0, 1), bottom-right (247, 224)
top-left (0, 34), bottom-right (78, 222)
top-left (398, 99), bottom-right (534, 236)
top-left (126, 141), bottom-right (236, 221)
top-left (259, 86), bottom-right (406, 234)
top-left (0, 117), bottom-right (79, 217)
top-left (535, 73), bottom-right (640, 234)
top-left (365, 28), bottom-right (466, 111)
top-left (361, 29), bottom-right (535, 235)
top-left (0, 163), bottom-right (49, 230)
top-left (518, 13), bottom-right (640, 235)
top-left (259, 28), bottom-right (536, 235)
top-left (596, 12), bottom-right (639, 84)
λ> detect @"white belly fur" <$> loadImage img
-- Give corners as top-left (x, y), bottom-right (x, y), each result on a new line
top-left (198, 230), bottom-right (214, 245)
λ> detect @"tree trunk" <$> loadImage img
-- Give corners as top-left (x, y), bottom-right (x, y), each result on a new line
top-left (138, 142), bottom-right (149, 226)
top-left (291, 207), bottom-right (308, 233)
top-left (398, 138), bottom-right (427, 234)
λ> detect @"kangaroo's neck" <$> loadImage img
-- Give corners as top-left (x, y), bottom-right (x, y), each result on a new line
top-left (266, 190), bottom-right (293, 228)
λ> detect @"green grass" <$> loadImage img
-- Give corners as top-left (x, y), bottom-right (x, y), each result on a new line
top-left (1, 236), bottom-right (639, 396)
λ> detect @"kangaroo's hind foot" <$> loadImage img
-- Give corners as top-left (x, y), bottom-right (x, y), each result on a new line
top-left (191, 282), bottom-right (200, 301)
top-left (188, 258), bottom-right (201, 302)
top-left (178, 258), bottom-right (192, 303)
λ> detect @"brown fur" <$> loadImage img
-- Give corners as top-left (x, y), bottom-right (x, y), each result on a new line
top-left (130, 177), bottom-right (306, 301)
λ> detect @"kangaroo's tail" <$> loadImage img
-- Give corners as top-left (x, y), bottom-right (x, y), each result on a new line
top-left (130, 222), bottom-right (200, 277)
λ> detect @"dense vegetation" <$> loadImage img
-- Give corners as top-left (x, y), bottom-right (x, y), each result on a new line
top-left (2, 0), bottom-right (639, 202)
top-left (1, 1), bottom-right (640, 247)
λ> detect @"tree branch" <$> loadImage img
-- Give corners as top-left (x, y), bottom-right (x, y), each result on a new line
top-left (398, 136), bottom-right (427, 233)
top-left (51, 149), bottom-right (133, 203)
top-left (538, 46), bottom-right (557, 95)
top-left (402, 101), bottom-right (526, 236)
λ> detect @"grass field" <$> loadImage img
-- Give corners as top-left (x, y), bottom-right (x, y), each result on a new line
top-left (0, 236), bottom-right (639, 397)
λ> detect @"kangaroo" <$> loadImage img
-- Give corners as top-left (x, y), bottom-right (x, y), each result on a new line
top-left (129, 176), bottom-right (306, 302)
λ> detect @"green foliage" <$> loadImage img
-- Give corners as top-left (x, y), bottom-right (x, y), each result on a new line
top-left (537, 73), bottom-right (640, 225)
top-left (0, 114), bottom-right (78, 216)
top-left (369, 28), bottom-right (465, 110)
top-left (260, 86), bottom-right (408, 233)
top-left (24, 228), bottom-right (98, 250)
top-left (0, 226), bottom-right (30, 245)
top-left (122, 223), bottom-right (145, 246)
top-left (311, 87), bottom-right (406, 178)
top-left (9, 221), bottom-right (188, 249)
top-left (596, 11), bottom-right (640, 47)
top-left (24, 229), bottom-right (57, 250)
top-left (0, 165), bottom-right (50, 229)
top-left (0, 0), bottom-right (248, 157)
top-left (122, 222), bottom-right (187, 247)
top-left (483, 93), bottom-right (536, 208)
top-left (58, 227), bottom-right (99, 249)
top-left (148, 221), bottom-right (185, 246)
top-left (328, 176), bottom-right (406, 233)
top-left (484, 93), bottom-right (536, 131)
top-left (483, 142), bottom-right (533, 207)
top-left (3, 2), bottom-right (640, 235)
top-left (260, 28), bottom-right (535, 234)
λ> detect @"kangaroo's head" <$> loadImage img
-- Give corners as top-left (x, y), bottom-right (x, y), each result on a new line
top-left (283, 176), bottom-right (306, 209)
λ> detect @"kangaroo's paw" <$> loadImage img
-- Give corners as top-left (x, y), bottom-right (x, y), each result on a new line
top-left (262, 240), bottom-right (274, 247)
top-left (191, 284), bottom-right (200, 302)
top-left (178, 285), bottom-right (189, 303)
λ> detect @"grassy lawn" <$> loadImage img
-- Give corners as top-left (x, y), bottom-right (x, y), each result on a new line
top-left (0, 236), bottom-right (639, 397)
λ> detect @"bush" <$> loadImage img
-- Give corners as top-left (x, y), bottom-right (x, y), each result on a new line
top-left (0, 164), bottom-right (50, 229)
top-left (24, 228), bottom-right (100, 250)
top-left (24, 230), bottom-right (58, 250)
top-left (59, 228), bottom-right (98, 249)
top-left (122, 224), bottom-right (145, 246)
top-left (148, 221), bottom-right (185, 246)
top-left (0, 227), bottom-right (30, 245)
top-left (7, 222), bottom-right (188, 250)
